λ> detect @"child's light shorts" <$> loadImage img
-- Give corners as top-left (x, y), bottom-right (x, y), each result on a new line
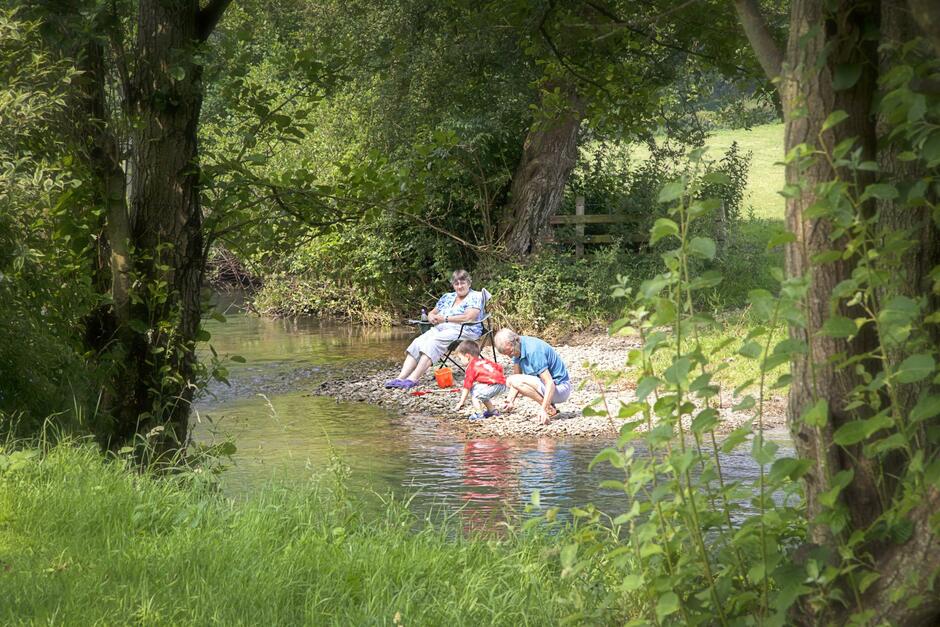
top-left (471, 383), bottom-right (507, 401)
top-left (537, 379), bottom-right (573, 404)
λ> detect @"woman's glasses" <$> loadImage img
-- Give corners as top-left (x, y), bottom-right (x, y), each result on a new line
top-left (452, 279), bottom-right (470, 286)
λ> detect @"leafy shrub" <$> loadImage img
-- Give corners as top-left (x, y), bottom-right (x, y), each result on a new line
top-left (252, 211), bottom-right (469, 322)
top-left (0, 12), bottom-right (94, 434)
top-left (563, 138), bottom-right (752, 252)
top-left (478, 248), bottom-right (657, 338)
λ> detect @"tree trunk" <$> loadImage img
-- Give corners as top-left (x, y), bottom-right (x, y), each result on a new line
top-left (499, 84), bottom-right (583, 257)
top-left (735, 0), bottom-right (940, 622)
top-left (779, 0), bottom-right (882, 543)
top-left (878, 0), bottom-right (940, 417)
top-left (109, 0), bottom-right (207, 451)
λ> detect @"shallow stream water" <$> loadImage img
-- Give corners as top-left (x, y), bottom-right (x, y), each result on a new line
top-left (194, 307), bottom-right (793, 530)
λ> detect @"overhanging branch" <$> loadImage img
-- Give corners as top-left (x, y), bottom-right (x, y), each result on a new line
top-left (197, 0), bottom-right (233, 41)
top-left (732, 0), bottom-right (783, 80)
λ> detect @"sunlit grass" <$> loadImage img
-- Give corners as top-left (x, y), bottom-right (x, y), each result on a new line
top-left (627, 122), bottom-right (786, 221)
top-left (0, 443), bottom-right (625, 625)
top-left (646, 309), bottom-right (789, 394)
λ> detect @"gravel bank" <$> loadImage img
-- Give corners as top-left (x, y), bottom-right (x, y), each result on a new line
top-left (310, 333), bottom-right (787, 438)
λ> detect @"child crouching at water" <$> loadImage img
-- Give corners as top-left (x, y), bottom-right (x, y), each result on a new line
top-left (452, 340), bottom-right (507, 421)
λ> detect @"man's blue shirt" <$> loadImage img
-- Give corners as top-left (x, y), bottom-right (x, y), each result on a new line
top-left (513, 336), bottom-right (569, 384)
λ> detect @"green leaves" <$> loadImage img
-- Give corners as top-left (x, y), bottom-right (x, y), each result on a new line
top-left (655, 592), bottom-right (680, 621)
top-left (821, 110), bottom-right (849, 132)
top-left (833, 63), bottom-right (862, 90)
top-left (819, 469), bottom-right (855, 508)
top-left (663, 357), bottom-right (691, 389)
top-left (860, 183), bottom-right (899, 202)
top-left (658, 181), bottom-right (685, 203)
top-left (833, 413), bottom-right (893, 446)
top-left (688, 236), bottom-right (716, 260)
top-left (769, 457), bottom-right (811, 483)
top-left (910, 394), bottom-right (940, 424)
top-left (802, 400), bottom-right (828, 428)
top-left (896, 354), bottom-right (935, 383)
top-left (820, 315), bottom-right (856, 338)
top-left (650, 218), bottom-right (679, 244)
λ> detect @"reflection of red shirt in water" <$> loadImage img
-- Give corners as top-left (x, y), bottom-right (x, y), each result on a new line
top-left (462, 357), bottom-right (506, 390)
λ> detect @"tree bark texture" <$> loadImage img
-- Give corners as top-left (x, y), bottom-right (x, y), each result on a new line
top-left (735, 0), bottom-right (940, 622)
top-left (878, 0), bottom-right (940, 420)
top-left (500, 85), bottom-right (583, 257)
top-left (114, 0), bottom-right (207, 450)
top-left (779, 0), bottom-right (882, 539)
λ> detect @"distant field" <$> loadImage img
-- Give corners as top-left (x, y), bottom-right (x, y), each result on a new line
top-left (703, 123), bottom-right (785, 221)
top-left (591, 122), bottom-right (786, 221)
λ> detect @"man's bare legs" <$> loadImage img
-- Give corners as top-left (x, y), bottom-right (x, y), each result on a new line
top-left (503, 373), bottom-right (557, 423)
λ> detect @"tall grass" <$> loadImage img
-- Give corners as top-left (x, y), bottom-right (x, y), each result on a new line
top-left (0, 443), bottom-right (622, 625)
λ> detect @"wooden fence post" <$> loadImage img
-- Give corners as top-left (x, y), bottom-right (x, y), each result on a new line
top-left (575, 195), bottom-right (585, 258)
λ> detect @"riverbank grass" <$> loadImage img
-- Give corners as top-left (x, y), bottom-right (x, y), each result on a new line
top-left (0, 443), bottom-right (620, 624)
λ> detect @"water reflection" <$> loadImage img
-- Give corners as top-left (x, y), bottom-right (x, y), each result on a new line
top-left (194, 311), bottom-right (793, 532)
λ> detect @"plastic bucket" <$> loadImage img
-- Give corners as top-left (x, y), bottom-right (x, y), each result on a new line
top-left (434, 367), bottom-right (454, 388)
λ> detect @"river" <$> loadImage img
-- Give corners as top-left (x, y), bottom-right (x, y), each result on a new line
top-left (193, 307), bottom-right (792, 529)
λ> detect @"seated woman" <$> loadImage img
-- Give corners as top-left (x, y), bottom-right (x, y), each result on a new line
top-left (385, 269), bottom-right (483, 389)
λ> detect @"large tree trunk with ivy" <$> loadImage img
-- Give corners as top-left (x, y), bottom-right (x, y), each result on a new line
top-left (878, 0), bottom-right (940, 415)
top-left (106, 0), bottom-right (208, 450)
top-left (778, 0), bottom-right (883, 547)
top-left (64, 0), bottom-right (230, 454)
top-left (499, 85), bottom-right (583, 257)
top-left (735, 0), bottom-right (940, 623)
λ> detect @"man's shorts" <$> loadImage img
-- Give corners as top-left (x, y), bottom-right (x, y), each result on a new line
top-left (471, 382), bottom-right (507, 401)
top-left (537, 379), bottom-right (573, 404)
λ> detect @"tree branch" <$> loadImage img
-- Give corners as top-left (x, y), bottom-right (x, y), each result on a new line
top-left (732, 0), bottom-right (784, 80)
top-left (197, 0), bottom-right (233, 41)
top-left (581, 1), bottom-right (751, 75)
top-left (400, 205), bottom-right (490, 253)
top-left (537, 2), bottom-right (611, 96)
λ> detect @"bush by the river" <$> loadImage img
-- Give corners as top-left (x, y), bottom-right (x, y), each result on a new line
top-left (249, 126), bottom-right (781, 335)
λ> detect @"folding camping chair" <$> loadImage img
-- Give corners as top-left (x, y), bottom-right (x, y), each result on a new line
top-left (438, 288), bottom-right (497, 373)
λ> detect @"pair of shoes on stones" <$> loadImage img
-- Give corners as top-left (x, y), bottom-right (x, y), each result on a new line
top-left (384, 379), bottom-right (418, 389)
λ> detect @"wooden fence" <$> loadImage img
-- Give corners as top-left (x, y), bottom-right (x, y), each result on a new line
top-left (544, 196), bottom-right (641, 257)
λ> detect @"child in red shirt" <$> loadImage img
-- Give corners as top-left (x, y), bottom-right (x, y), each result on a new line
top-left (452, 340), bottom-right (507, 421)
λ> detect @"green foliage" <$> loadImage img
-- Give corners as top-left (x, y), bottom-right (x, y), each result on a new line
top-left (0, 11), bottom-right (95, 432)
top-left (0, 442), bottom-right (628, 624)
top-left (252, 211), bottom-right (468, 322)
top-left (480, 248), bottom-right (650, 337)
top-left (574, 42), bottom-right (940, 624)
top-left (567, 151), bottom-right (807, 624)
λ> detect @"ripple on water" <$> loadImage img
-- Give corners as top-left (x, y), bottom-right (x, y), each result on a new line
top-left (194, 312), bottom-right (794, 531)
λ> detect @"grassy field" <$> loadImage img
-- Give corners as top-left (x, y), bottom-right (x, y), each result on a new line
top-left (0, 444), bottom-right (624, 625)
top-left (702, 123), bottom-right (785, 221)
top-left (625, 122), bottom-right (786, 221)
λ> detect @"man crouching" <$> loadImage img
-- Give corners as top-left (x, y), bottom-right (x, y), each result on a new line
top-left (494, 328), bottom-right (573, 425)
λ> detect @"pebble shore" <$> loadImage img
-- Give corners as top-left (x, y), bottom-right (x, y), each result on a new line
top-left (310, 332), bottom-right (788, 439)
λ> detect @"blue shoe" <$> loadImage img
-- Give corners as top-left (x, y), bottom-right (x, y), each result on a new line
top-left (384, 379), bottom-right (403, 389)
top-left (483, 410), bottom-right (500, 418)
top-left (468, 412), bottom-right (485, 421)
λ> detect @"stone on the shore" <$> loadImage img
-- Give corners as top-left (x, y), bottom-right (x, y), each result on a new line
top-left (309, 333), bottom-right (786, 438)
